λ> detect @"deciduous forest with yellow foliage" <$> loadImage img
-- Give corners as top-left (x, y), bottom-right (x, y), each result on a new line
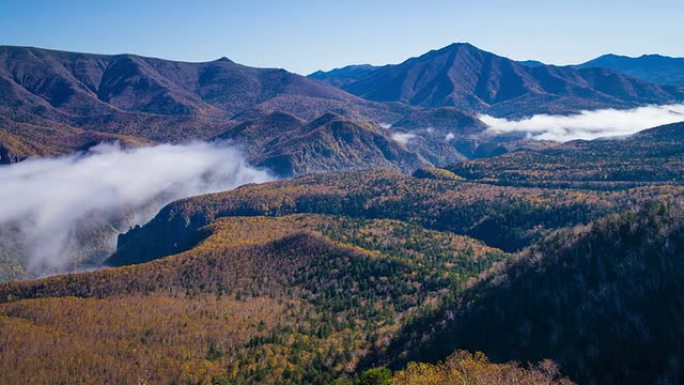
top-left (1, 15), bottom-right (684, 384)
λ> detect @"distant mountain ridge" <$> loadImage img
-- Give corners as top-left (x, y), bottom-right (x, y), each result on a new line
top-left (0, 45), bottom-right (365, 118)
top-left (0, 45), bottom-right (504, 173)
top-left (0, 45), bottom-right (401, 163)
top-left (0, 45), bottom-right (503, 175)
top-left (311, 43), bottom-right (684, 116)
top-left (2, 43), bottom-right (684, 175)
top-left (308, 64), bottom-right (381, 87)
top-left (577, 53), bottom-right (684, 87)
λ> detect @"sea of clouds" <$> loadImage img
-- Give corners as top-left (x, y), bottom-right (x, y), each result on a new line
top-left (0, 142), bottom-right (272, 277)
top-left (480, 103), bottom-right (684, 142)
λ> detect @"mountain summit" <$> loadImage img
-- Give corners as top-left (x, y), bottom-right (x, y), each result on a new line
top-left (315, 43), bottom-right (684, 116)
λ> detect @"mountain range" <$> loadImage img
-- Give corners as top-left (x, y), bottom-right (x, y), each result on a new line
top-left (310, 43), bottom-right (684, 116)
top-left (2, 43), bottom-right (684, 173)
top-left (0, 45), bottom-right (402, 165)
top-left (1, 42), bottom-right (684, 385)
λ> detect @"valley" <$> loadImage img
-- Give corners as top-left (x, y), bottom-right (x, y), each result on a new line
top-left (0, 32), bottom-right (683, 385)
top-left (2, 118), bottom-right (683, 383)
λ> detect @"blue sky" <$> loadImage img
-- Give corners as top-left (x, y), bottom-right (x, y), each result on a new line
top-left (1, 0), bottom-right (683, 74)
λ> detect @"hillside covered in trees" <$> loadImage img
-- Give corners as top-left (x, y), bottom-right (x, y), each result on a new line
top-left (447, 121), bottom-right (684, 189)
top-left (376, 203), bottom-right (684, 385)
top-left (1, 214), bottom-right (509, 384)
top-left (4, 0), bottom-right (684, 381)
top-left (1, 112), bottom-right (683, 384)
top-left (108, 168), bottom-right (682, 266)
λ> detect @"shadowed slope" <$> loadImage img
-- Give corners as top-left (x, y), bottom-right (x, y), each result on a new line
top-left (378, 203), bottom-right (684, 385)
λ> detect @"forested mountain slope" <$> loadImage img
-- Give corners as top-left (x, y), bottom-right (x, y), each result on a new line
top-left (214, 111), bottom-right (462, 176)
top-left (448, 121), bottom-right (684, 189)
top-left (376, 203), bottom-right (684, 385)
top-left (2, 140), bottom-right (682, 384)
top-left (107, 169), bottom-right (682, 267)
top-left (0, 214), bottom-right (506, 385)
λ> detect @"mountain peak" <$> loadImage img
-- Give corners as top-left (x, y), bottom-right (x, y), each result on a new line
top-left (342, 43), bottom-right (683, 114)
top-left (443, 42), bottom-right (476, 50)
top-left (400, 42), bottom-right (501, 69)
top-left (431, 42), bottom-right (482, 56)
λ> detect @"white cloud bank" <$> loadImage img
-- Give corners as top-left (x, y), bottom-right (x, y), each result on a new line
top-left (480, 104), bottom-right (684, 142)
top-left (0, 142), bottom-right (273, 277)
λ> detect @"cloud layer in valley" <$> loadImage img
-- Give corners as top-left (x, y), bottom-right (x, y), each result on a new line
top-left (0, 142), bottom-right (272, 278)
top-left (481, 104), bottom-right (684, 141)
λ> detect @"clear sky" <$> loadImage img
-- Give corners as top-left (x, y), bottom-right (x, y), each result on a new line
top-left (1, 0), bottom-right (683, 75)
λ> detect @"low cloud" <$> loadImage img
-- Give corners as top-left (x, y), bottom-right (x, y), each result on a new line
top-left (391, 132), bottom-right (417, 146)
top-left (480, 104), bottom-right (684, 142)
top-left (0, 142), bottom-right (272, 278)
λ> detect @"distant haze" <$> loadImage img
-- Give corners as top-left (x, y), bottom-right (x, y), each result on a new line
top-left (481, 104), bottom-right (684, 141)
top-left (0, 142), bottom-right (272, 276)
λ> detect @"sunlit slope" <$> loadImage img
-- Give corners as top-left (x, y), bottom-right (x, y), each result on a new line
top-left (0, 214), bottom-right (504, 385)
top-left (448, 121), bottom-right (684, 189)
top-left (109, 169), bottom-right (682, 267)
